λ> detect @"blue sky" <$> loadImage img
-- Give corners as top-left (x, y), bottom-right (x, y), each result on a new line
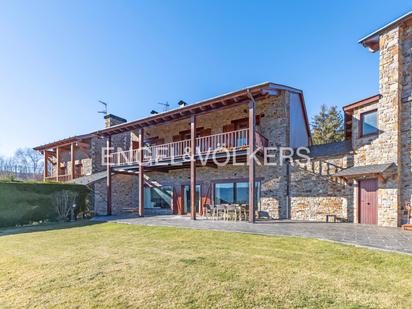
top-left (0, 1), bottom-right (410, 156)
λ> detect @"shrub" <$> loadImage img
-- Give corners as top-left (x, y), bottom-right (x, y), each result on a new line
top-left (0, 182), bottom-right (90, 227)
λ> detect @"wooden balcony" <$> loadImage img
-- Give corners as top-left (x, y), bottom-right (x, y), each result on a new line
top-left (112, 129), bottom-right (268, 167)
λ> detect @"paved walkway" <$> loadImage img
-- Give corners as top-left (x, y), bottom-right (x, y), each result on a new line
top-left (92, 215), bottom-right (412, 255)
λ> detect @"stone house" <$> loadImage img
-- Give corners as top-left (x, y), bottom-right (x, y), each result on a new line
top-left (34, 11), bottom-right (412, 227)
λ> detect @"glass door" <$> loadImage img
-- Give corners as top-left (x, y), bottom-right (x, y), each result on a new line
top-left (183, 185), bottom-right (200, 214)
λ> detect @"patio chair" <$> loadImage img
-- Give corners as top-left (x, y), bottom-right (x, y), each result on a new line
top-left (238, 204), bottom-right (248, 221)
top-left (225, 204), bottom-right (238, 221)
top-left (203, 204), bottom-right (213, 219)
top-left (214, 204), bottom-right (226, 220)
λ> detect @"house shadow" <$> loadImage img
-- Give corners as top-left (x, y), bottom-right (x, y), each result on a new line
top-left (0, 219), bottom-right (103, 237)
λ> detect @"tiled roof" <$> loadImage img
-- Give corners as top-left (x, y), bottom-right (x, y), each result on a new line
top-left (308, 140), bottom-right (352, 158)
top-left (334, 163), bottom-right (397, 177)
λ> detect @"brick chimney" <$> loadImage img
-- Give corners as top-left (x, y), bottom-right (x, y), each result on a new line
top-left (104, 114), bottom-right (127, 128)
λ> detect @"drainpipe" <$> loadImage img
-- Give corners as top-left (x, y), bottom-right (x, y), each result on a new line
top-left (286, 159), bottom-right (291, 219)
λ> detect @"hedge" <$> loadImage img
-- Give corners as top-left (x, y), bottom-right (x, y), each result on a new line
top-left (0, 182), bottom-right (90, 227)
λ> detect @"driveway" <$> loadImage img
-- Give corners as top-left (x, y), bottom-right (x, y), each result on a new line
top-left (92, 215), bottom-right (412, 255)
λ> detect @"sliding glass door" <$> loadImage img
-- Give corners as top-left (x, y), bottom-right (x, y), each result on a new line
top-left (183, 185), bottom-right (200, 214)
top-left (214, 181), bottom-right (260, 208)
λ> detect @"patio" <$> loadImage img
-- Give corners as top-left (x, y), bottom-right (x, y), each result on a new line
top-left (92, 215), bottom-right (412, 255)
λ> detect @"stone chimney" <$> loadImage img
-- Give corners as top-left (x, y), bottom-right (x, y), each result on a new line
top-left (104, 114), bottom-right (127, 128)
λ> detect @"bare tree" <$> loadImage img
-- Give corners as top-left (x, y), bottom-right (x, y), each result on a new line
top-left (53, 190), bottom-right (79, 221)
top-left (0, 148), bottom-right (43, 180)
top-left (15, 148), bottom-right (44, 177)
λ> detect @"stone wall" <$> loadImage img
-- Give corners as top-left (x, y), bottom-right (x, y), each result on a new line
top-left (94, 174), bottom-right (138, 215)
top-left (400, 19), bottom-right (412, 225)
top-left (290, 155), bottom-right (354, 222)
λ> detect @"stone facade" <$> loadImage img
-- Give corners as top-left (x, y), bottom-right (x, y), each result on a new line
top-left (92, 93), bottom-right (292, 218)
top-left (400, 19), bottom-right (412, 225)
top-left (80, 16), bottom-right (412, 227)
top-left (290, 155), bottom-right (354, 222)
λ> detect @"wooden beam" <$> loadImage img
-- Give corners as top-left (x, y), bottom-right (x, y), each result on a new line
top-left (190, 114), bottom-right (197, 220)
top-left (248, 98), bottom-right (256, 223)
top-left (138, 128), bottom-right (145, 217)
top-left (43, 151), bottom-right (48, 180)
top-left (71, 143), bottom-right (76, 180)
top-left (56, 146), bottom-right (61, 179)
top-left (106, 136), bottom-right (112, 216)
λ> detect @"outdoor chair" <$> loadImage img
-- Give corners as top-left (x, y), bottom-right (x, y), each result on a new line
top-left (213, 205), bottom-right (226, 220)
top-left (238, 204), bottom-right (248, 221)
top-left (225, 205), bottom-right (238, 221)
top-left (203, 204), bottom-right (213, 219)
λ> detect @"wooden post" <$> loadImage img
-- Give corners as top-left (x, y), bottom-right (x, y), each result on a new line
top-left (138, 128), bottom-right (145, 217)
top-left (106, 136), bottom-right (112, 216)
top-left (190, 115), bottom-right (197, 220)
top-left (43, 150), bottom-right (48, 180)
top-left (71, 143), bottom-right (76, 180)
top-left (56, 146), bottom-right (61, 181)
top-left (248, 99), bottom-right (256, 223)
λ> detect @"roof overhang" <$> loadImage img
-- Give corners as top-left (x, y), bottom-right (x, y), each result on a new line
top-left (359, 11), bottom-right (412, 52)
top-left (33, 82), bottom-right (310, 151)
top-left (33, 133), bottom-right (93, 152)
top-left (343, 94), bottom-right (381, 112)
top-left (334, 163), bottom-right (397, 180)
top-left (94, 82), bottom-right (304, 137)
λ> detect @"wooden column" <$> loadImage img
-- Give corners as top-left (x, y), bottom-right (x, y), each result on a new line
top-left (56, 146), bottom-right (61, 181)
top-left (106, 136), bottom-right (112, 216)
top-left (248, 99), bottom-right (256, 223)
top-left (190, 115), bottom-right (197, 220)
top-left (138, 128), bottom-right (145, 217)
top-left (43, 150), bottom-right (48, 180)
top-left (71, 143), bottom-right (76, 180)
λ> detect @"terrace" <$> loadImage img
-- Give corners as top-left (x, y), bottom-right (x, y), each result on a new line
top-left (111, 128), bottom-right (268, 168)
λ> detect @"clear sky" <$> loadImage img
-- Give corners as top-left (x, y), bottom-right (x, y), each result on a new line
top-left (0, 0), bottom-right (410, 156)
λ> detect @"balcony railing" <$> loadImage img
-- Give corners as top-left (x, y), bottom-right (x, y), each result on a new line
top-left (45, 174), bottom-right (72, 182)
top-left (112, 129), bottom-right (268, 166)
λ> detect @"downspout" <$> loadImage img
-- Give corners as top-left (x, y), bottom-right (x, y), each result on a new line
top-left (286, 159), bottom-right (291, 219)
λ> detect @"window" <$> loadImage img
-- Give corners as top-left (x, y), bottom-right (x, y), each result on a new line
top-left (144, 186), bottom-right (172, 209)
top-left (360, 110), bottom-right (378, 137)
top-left (214, 181), bottom-right (260, 208)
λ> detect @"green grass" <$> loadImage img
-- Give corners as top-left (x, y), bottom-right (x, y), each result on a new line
top-left (0, 222), bottom-right (411, 308)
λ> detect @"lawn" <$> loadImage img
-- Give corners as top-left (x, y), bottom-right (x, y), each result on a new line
top-left (0, 222), bottom-right (411, 308)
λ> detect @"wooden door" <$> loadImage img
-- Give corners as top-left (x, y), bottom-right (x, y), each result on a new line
top-left (359, 179), bottom-right (378, 225)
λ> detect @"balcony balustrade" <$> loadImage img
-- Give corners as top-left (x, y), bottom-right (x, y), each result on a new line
top-left (112, 129), bottom-right (268, 166)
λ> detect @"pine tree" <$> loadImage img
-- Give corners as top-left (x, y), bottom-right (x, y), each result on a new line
top-left (311, 105), bottom-right (344, 145)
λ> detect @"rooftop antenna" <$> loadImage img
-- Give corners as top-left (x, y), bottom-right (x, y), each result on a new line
top-left (158, 101), bottom-right (170, 112)
top-left (98, 100), bottom-right (108, 116)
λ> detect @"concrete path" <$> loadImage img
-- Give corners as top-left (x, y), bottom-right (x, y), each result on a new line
top-left (92, 215), bottom-right (412, 255)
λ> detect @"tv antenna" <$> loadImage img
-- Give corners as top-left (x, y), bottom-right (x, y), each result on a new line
top-left (158, 101), bottom-right (170, 112)
top-left (98, 100), bottom-right (108, 116)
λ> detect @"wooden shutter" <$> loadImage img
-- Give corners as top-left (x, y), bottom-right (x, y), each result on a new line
top-left (155, 138), bottom-right (165, 145)
top-left (173, 186), bottom-right (183, 215)
top-left (199, 128), bottom-right (211, 137)
top-left (200, 183), bottom-right (212, 216)
top-left (223, 123), bottom-right (235, 132)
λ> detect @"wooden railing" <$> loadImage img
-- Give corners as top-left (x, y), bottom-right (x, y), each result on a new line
top-left (45, 174), bottom-right (72, 182)
top-left (112, 129), bottom-right (268, 166)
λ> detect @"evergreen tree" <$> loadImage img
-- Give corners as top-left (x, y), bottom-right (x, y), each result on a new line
top-left (311, 105), bottom-right (344, 145)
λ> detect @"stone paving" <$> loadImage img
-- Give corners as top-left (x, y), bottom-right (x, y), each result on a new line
top-left (92, 215), bottom-right (412, 255)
